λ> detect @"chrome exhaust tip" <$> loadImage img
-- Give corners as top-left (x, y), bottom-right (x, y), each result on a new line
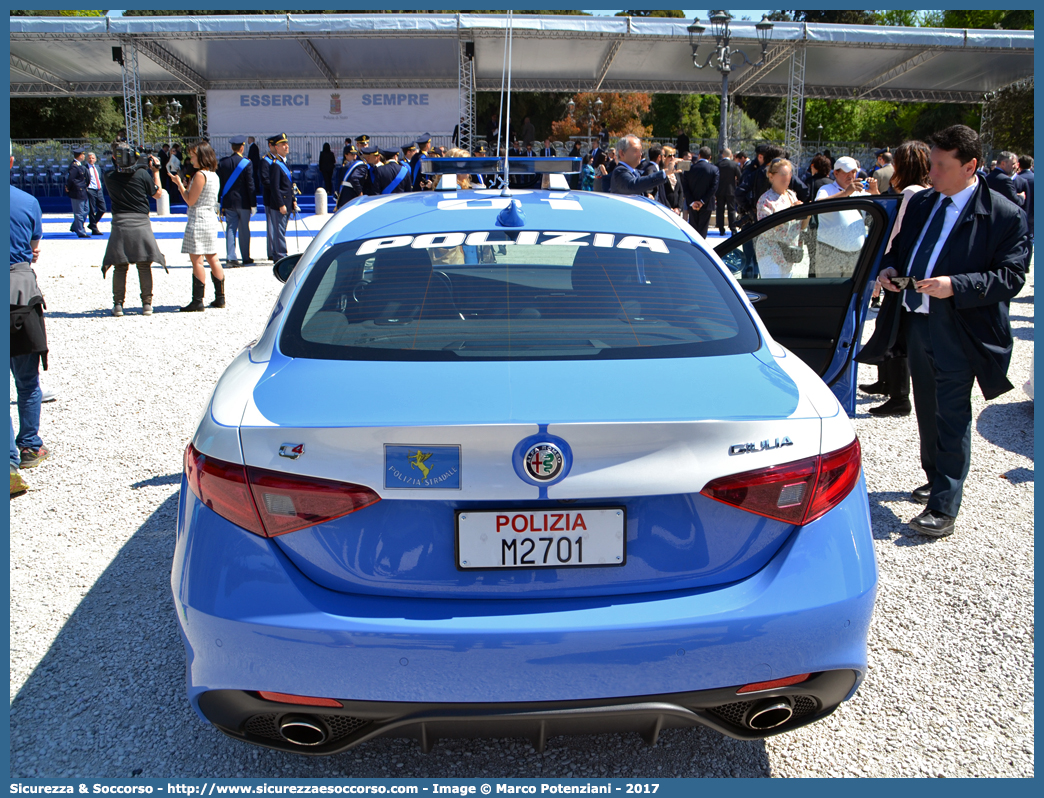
top-left (746, 699), bottom-right (794, 730)
top-left (279, 715), bottom-right (329, 746)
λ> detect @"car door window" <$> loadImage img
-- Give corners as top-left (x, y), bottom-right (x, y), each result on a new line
top-left (719, 207), bottom-right (877, 281)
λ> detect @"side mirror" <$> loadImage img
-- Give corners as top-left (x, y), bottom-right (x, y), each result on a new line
top-left (273, 253), bottom-right (302, 283)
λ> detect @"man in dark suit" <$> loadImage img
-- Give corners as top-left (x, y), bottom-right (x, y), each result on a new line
top-left (985, 151), bottom-right (1025, 208)
top-left (247, 137), bottom-right (261, 200)
top-left (84, 152), bottom-right (106, 235)
top-left (65, 146), bottom-right (90, 238)
top-left (858, 125), bottom-right (1027, 538)
top-left (675, 129), bottom-right (690, 158)
top-left (540, 138), bottom-right (555, 158)
top-left (715, 147), bottom-right (741, 236)
top-left (609, 134), bottom-right (667, 196)
top-left (266, 133), bottom-right (296, 262)
top-left (1017, 154), bottom-right (1033, 244)
top-left (217, 135), bottom-right (256, 266)
top-left (681, 146), bottom-right (719, 238)
top-left (641, 144), bottom-right (669, 205)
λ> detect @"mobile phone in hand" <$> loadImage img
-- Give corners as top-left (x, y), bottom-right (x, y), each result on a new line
top-left (890, 276), bottom-right (913, 290)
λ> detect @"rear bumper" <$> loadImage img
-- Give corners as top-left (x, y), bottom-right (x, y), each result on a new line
top-left (173, 472), bottom-right (876, 732)
top-left (199, 669), bottom-right (859, 754)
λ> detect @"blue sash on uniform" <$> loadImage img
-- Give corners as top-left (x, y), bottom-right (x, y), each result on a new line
top-left (383, 164), bottom-right (410, 194)
top-left (411, 154), bottom-right (425, 183)
top-left (220, 157), bottom-right (250, 202)
top-left (341, 160), bottom-right (365, 186)
top-left (275, 159), bottom-right (292, 179)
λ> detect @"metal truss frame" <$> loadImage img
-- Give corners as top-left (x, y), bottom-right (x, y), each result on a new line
top-left (11, 76), bottom-right (987, 105)
top-left (457, 41), bottom-right (475, 154)
top-left (118, 41), bottom-right (145, 148)
top-left (135, 39), bottom-right (207, 94)
top-left (730, 41), bottom-right (796, 96)
top-left (298, 39), bottom-right (339, 88)
top-left (592, 38), bottom-right (624, 92)
top-left (10, 54), bottom-right (72, 93)
top-left (856, 49), bottom-right (942, 98)
top-left (784, 45), bottom-right (806, 155)
top-left (196, 93), bottom-right (208, 139)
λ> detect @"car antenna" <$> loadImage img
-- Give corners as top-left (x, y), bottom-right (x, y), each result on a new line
top-left (500, 11), bottom-right (514, 198)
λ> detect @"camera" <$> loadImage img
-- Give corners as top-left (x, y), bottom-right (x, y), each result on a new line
top-left (112, 141), bottom-right (157, 173)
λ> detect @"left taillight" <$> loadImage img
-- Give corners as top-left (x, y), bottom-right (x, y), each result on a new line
top-left (700, 438), bottom-right (861, 526)
top-left (184, 443), bottom-right (381, 537)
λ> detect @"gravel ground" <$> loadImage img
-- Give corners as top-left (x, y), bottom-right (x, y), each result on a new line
top-left (9, 226), bottom-right (1034, 778)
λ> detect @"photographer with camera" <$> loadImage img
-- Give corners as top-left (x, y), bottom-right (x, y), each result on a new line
top-left (101, 142), bottom-right (166, 317)
top-left (813, 156), bottom-right (878, 278)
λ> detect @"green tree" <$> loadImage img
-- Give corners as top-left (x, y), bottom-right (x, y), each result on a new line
top-left (123, 10), bottom-right (590, 16)
top-left (10, 10), bottom-right (106, 15)
top-left (10, 97), bottom-right (124, 140)
top-left (941, 10), bottom-right (1033, 30)
top-left (981, 81), bottom-right (1033, 155)
top-left (615, 11), bottom-right (685, 18)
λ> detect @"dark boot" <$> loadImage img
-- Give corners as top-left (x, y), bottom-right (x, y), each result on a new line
top-left (180, 276), bottom-right (206, 312)
top-left (209, 274), bottom-right (226, 308)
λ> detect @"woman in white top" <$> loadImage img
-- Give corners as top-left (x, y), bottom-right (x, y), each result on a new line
top-left (862, 140), bottom-right (932, 416)
top-left (754, 158), bottom-right (804, 277)
top-left (171, 142), bottom-right (225, 311)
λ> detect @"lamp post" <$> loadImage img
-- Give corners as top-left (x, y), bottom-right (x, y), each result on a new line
top-left (817, 123), bottom-right (824, 149)
top-left (585, 96), bottom-right (603, 154)
top-left (687, 11), bottom-right (773, 153)
top-left (162, 99), bottom-right (182, 147)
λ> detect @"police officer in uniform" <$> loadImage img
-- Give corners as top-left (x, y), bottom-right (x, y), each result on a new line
top-left (266, 133), bottom-right (296, 262)
top-left (360, 146), bottom-right (411, 196)
top-left (260, 137), bottom-right (277, 259)
top-left (336, 142), bottom-right (367, 208)
top-left (217, 135), bottom-right (256, 265)
top-left (402, 141), bottom-right (418, 165)
top-left (410, 133), bottom-right (434, 191)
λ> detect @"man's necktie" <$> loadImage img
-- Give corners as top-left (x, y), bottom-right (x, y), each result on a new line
top-left (904, 196), bottom-right (952, 312)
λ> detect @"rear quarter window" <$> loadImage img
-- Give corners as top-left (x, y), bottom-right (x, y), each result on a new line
top-left (280, 230), bottom-right (760, 361)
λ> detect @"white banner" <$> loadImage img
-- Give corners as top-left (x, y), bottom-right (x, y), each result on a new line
top-left (206, 89), bottom-right (459, 137)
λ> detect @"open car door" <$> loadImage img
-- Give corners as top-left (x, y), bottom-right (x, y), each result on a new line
top-left (715, 196), bottom-right (901, 415)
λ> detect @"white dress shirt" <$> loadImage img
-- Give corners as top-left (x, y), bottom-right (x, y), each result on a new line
top-left (87, 163), bottom-right (102, 191)
top-left (905, 178), bottom-right (979, 313)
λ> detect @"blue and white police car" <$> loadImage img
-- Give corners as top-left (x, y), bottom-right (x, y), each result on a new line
top-left (173, 159), bottom-right (897, 754)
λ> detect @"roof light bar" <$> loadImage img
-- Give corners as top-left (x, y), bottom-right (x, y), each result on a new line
top-left (420, 157), bottom-right (581, 175)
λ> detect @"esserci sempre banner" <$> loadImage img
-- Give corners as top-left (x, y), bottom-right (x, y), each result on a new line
top-left (206, 89), bottom-right (459, 136)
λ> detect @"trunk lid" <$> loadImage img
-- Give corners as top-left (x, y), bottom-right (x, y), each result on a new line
top-left (240, 354), bottom-right (822, 598)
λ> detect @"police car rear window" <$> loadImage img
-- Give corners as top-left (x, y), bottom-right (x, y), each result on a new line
top-left (280, 231), bottom-right (760, 361)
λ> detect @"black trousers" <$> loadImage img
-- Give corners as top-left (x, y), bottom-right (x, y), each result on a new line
top-left (716, 194), bottom-right (736, 234)
top-left (87, 188), bottom-right (105, 229)
top-left (904, 311), bottom-right (975, 518)
top-left (877, 355), bottom-right (910, 399)
top-left (692, 205), bottom-right (713, 239)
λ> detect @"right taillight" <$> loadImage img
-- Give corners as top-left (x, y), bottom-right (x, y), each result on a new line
top-left (184, 444), bottom-right (380, 537)
top-left (700, 438), bottom-right (861, 526)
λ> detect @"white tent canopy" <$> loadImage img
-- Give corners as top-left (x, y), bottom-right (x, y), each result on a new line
top-left (11, 13), bottom-right (1034, 103)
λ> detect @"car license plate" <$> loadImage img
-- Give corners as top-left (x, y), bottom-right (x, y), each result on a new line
top-left (456, 508), bottom-right (625, 570)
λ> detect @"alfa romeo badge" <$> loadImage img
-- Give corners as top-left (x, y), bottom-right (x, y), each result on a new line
top-left (524, 443), bottom-right (564, 482)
